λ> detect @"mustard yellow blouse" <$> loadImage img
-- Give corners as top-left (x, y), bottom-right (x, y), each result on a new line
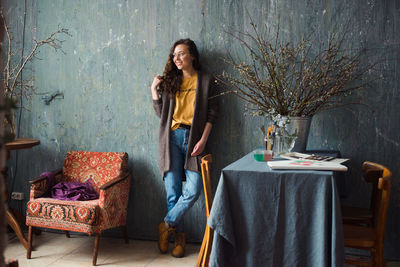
top-left (171, 73), bottom-right (198, 130)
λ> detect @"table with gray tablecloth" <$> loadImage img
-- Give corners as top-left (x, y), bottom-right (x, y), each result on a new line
top-left (208, 151), bottom-right (344, 267)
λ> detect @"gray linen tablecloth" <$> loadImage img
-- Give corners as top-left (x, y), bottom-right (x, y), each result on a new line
top-left (208, 151), bottom-right (344, 267)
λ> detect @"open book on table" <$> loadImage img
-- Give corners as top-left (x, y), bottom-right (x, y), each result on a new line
top-left (268, 152), bottom-right (349, 171)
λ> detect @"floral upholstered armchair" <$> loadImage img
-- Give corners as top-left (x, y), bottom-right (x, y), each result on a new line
top-left (25, 151), bottom-right (131, 266)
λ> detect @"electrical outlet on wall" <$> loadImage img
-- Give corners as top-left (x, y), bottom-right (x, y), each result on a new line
top-left (11, 192), bottom-right (24, 200)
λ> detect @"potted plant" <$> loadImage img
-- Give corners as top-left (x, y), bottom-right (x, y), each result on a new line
top-left (217, 18), bottom-right (378, 153)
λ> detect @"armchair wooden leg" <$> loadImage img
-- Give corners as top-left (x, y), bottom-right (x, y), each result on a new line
top-left (65, 231), bottom-right (70, 238)
top-left (93, 233), bottom-right (100, 266)
top-left (26, 226), bottom-right (33, 259)
top-left (120, 225), bottom-right (129, 244)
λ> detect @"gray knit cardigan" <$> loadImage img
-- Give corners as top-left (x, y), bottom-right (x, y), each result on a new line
top-left (152, 71), bottom-right (219, 178)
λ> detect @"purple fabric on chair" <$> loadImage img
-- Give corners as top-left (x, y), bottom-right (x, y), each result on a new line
top-left (51, 180), bottom-right (99, 201)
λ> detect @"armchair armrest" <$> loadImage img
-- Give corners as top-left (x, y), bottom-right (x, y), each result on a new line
top-left (29, 169), bottom-right (62, 199)
top-left (99, 172), bottom-right (130, 190)
top-left (98, 171), bottom-right (131, 228)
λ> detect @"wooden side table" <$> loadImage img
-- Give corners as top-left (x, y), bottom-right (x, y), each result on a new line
top-left (2, 138), bottom-right (40, 250)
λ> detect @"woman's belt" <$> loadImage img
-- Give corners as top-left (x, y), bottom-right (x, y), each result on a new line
top-left (179, 124), bottom-right (191, 130)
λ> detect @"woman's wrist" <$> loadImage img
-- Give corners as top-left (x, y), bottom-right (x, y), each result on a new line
top-left (199, 136), bottom-right (208, 144)
top-left (151, 87), bottom-right (160, 100)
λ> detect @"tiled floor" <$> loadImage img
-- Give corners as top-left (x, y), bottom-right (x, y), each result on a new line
top-left (5, 231), bottom-right (200, 266)
top-left (5, 231), bottom-right (400, 267)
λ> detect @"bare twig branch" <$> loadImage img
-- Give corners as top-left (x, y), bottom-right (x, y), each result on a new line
top-left (217, 18), bottom-right (380, 118)
top-left (1, 9), bottom-right (70, 133)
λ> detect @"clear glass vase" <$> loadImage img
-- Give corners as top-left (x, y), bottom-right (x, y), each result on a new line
top-left (272, 116), bottom-right (312, 155)
top-left (273, 135), bottom-right (297, 155)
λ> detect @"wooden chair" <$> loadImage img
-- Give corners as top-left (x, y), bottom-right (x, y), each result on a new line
top-left (196, 154), bottom-right (213, 267)
top-left (25, 151), bottom-right (131, 266)
top-left (341, 161), bottom-right (383, 226)
top-left (343, 161), bottom-right (392, 266)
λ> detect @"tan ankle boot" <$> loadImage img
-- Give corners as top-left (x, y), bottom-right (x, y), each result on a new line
top-left (158, 222), bottom-right (175, 253)
top-left (171, 232), bottom-right (185, 258)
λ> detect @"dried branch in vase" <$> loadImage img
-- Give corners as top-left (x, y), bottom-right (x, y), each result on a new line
top-left (217, 17), bottom-right (380, 118)
top-left (0, 9), bottom-right (71, 135)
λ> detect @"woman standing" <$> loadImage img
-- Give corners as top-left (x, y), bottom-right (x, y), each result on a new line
top-left (151, 39), bottom-right (218, 258)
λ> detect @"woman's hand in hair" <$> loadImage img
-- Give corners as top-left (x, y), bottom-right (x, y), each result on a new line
top-left (151, 75), bottom-right (163, 100)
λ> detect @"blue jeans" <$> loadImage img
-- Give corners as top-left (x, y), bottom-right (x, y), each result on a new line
top-left (164, 128), bottom-right (202, 233)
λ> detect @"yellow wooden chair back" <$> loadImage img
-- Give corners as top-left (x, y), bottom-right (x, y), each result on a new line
top-left (196, 154), bottom-right (213, 267)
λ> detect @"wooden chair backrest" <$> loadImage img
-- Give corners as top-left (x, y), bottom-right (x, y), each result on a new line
top-left (201, 154), bottom-right (213, 218)
top-left (362, 161), bottom-right (392, 240)
top-left (362, 161), bottom-right (383, 225)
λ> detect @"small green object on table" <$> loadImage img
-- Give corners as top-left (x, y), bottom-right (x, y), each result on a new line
top-left (253, 149), bottom-right (273, 161)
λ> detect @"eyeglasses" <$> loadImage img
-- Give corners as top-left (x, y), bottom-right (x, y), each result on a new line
top-left (172, 52), bottom-right (186, 59)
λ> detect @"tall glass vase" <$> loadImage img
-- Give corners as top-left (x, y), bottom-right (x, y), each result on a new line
top-left (273, 116), bottom-right (312, 155)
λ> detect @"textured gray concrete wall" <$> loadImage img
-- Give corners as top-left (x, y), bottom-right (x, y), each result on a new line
top-left (3, 0), bottom-right (400, 259)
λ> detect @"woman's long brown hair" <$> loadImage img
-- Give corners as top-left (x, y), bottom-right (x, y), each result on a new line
top-left (160, 39), bottom-right (201, 97)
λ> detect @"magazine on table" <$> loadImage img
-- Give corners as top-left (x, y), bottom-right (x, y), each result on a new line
top-left (279, 152), bottom-right (349, 164)
top-left (267, 152), bottom-right (349, 171)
